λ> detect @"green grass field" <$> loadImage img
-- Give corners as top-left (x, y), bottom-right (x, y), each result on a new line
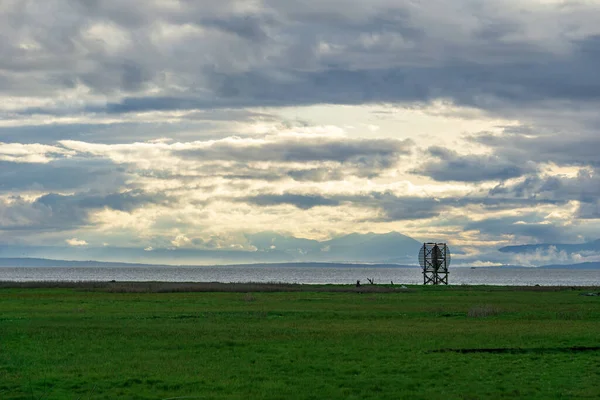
top-left (1, 284), bottom-right (599, 399)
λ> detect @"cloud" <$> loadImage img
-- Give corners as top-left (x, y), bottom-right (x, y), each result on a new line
top-left (0, 142), bottom-right (74, 163)
top-left (286, 168), bottom-right (344, 182)
top-left (1, 0), bottom-right (600, 263)
top-left (171, 234), bottom-right (192, 248)
top-left (509, 246), bottom-right (579, 267)
top-left (177, 136), bottom-right (412, 164)
top-left (0, 190), bottom-right (169, 231)
top-left (474, 129), bottom-right (600, 168)
top-left (489, 168), bottom-right (600, 219)
top-left (412, 146), bottom-right (537, 182)
top-left (55, 135), bottom-right (413, 185)
top-left (66, 238), bottom-right (88, 246)
top-left (465, 215), bottom-right (567, 244)
top-left (242, 193), bottom-right (342, 210)
top-left (1, 0), bottom-right (599, 118)
top-left (241, 190), bottom-right (560, 222)
top-left (0, 158), bottom-right (126, 193)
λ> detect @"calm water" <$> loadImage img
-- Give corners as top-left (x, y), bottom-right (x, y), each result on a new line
top-left (1, 265), bottom-right (599, 286)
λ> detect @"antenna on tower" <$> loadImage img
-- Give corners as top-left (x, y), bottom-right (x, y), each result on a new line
top-left (418, 243), bottom-right (451, 285)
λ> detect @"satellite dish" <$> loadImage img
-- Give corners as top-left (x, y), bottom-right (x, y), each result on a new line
top-left (418, 243), bottom-right (451, 285)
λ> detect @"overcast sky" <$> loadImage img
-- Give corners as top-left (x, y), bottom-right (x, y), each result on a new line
top-left (2, 0), bottom-right (600, 265)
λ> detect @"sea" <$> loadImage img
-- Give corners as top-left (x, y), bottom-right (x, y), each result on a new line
top-left (1, 265), bottom-right (600, 286)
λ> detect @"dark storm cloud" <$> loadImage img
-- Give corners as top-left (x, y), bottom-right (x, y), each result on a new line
top-left (139, 162), bottom-right (376, 184)
top-left (490, 170), bottom-right (600, 202)
top-left (474, 131), bottom-right (600, 168)
top-left (0, 108), bottom-right (278, 144)
top-left (0, 190), bottom-right (169, 231)
top-left (79, 60), bottom-right (154, 93)
top-left (149, 137), bottom-right (411, 183)
top-left (241, 191), bottom-right (443, 219)
top-left (231, 31), bottom-right (599, 107)
top-left (0, 124), bottom-right (118, 145)
top-left (3, 1), bottom-right (600, 116)
top-left (412, 146), bottom-right (537, 182)
top-left (178, 137), bottom-right (412, 165)
top-left (244, 193), bottom-right (342, 210)
top-left (93, 97), bottom-right (209, 114)
top-left (366, 193), bottom-right (445, 221)
top-left (0, 158), bottom-right (126, 192)
top-left (70, 30), bottom-right (600, 115)
top-left (373, 194), bottom-right (563, 221)
top-left (198, 15), bottom-right (273, 42)
top-left (2, 0), bottom-right (600, 254)
top-left (577, 202), bottom-right (600, 219)
top-left (465, 216), bottom-right (568, 244)
top-left (489, 169), bottom-right (600, 219)
top-left (286, 168), bottom-right (344, 182)
top-left (78, 59), bottom-right (597, 114)
top-left (241, 190), bottom-right (564, 221)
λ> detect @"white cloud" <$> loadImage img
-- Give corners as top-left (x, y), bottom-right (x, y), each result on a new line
top-left (0, 143), bottom-right (75, 163)
top-left (171, 234), bottom-right (191, 248)
top-left (66, 238), bottom-right (88, 247)
top-left (0, 0), bottom-right (599, 265)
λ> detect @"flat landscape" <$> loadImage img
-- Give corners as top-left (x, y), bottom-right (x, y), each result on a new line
top-left (1, 283), bottom-right (599, 399)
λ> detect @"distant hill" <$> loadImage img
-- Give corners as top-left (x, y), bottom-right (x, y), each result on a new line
top-left (244, 231), bottom-right (422, 263)
top-left (224, 262), bottom-right (417, 268)
top-left (539, 262), bottom-right (600, 269)
top-left (0, 258), bottom-right (165, 268)
top-left (320, 232), bottom-right (421, 263)
top-left (499, 239), bottom-right (600, 254)
top-left (0, 258), bottom-right (417, 269)
top-left (13, 256), bottom-right (598, 269)
top-left (0, 231), bottom-right (424, 265)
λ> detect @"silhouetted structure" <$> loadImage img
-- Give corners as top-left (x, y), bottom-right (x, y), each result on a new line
top-left (418, 243), bottom-right (451, 285)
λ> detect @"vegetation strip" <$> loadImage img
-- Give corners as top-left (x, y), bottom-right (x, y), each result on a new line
top-left (1, 281), bottom-right (599, 292)
top-left (431, 346), bottom-right (600, 354)
top-left (1, 286), bottom-right (599, 399)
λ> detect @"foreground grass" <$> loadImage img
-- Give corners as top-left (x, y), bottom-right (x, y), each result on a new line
top-left (0, 284), bottom-right (599, 399)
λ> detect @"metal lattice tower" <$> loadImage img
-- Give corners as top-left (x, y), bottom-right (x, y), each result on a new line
top-left (418, 243), bottom-right (451, 285)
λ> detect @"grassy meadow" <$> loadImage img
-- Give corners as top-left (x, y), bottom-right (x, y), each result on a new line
top-left (1, 283), bottom-right (599, 399)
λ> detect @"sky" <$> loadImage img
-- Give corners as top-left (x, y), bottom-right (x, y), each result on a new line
top-left (2, 0), bottom-right (600, 266)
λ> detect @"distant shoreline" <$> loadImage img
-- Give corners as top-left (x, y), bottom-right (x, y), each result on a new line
top-left (0, 257), bottom-right (416, 269)
top-left (1, 257), bottom-right (599, 269)
top-left (1, 281), bottom-right (598, 292)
